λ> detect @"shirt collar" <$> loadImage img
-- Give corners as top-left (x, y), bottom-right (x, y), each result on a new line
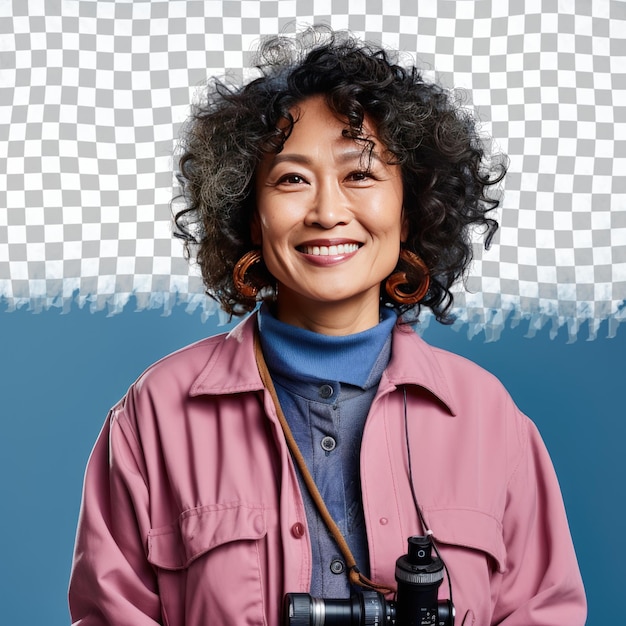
top-left (190, 311), bottom-right (457, 416)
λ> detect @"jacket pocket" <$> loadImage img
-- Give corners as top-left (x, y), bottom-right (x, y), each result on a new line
top-left (147, 502), bottom-right (269, 626)
top-left (421, 507), bottom-right (505, 625)
top-left (148, 501), bottom-right (267, 569)
top-left (423, 507), bottom-right (506, 573)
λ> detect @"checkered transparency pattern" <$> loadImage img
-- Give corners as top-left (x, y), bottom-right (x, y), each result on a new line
top-left (0, 0), bottom-right (624, 340)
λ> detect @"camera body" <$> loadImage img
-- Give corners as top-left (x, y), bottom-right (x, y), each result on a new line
top-left (283, 535), bottom-right (454, 626)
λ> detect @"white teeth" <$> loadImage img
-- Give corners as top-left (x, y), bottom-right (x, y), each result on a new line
top-left (301, 243), bottom-right (359, 256)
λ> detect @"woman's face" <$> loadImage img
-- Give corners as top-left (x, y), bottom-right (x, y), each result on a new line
top-left (254, 95), bottom-right (406, 333)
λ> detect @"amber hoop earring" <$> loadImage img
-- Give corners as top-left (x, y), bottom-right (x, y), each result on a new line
top-left (385, 249), bottom-right (430, 305)
top-left (233, 249), bottom-right (264, 298)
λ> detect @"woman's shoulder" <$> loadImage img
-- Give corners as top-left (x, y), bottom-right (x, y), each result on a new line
top-left (120, 314), bottom-right (258, 408)
top-left (395, 328), bottom-right (531, 456)
top-left (393, 323), bottom-right (513, 404)
top-left (429, 341), bottom-right (505, 388)
top-left (136, 330), bottom-right (230, 387)
top-left (429, 342), bottom-right (520, 414)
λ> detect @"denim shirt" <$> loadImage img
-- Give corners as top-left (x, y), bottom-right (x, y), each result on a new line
top-left (258, 306), bottom-right (395, 597)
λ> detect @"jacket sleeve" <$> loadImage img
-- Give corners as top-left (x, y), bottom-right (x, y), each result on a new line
top-left (68, 406), bottom-right (162, 625)
top-left (492, 414), bottom-right (587, 625)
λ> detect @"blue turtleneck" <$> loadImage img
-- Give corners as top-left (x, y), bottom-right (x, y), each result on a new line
top-left (257, 305), bottom-right (397, 388)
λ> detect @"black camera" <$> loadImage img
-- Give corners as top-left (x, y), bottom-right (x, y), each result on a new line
top-left (283, 535), bottom-right (455, 625)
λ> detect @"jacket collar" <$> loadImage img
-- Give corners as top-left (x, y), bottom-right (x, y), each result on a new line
top-left (190, 313), bottom-right (264, 397)
top-left (381, 321), bottom-right (457, 416)
top-left (190, 312), bottom-right (457, 416)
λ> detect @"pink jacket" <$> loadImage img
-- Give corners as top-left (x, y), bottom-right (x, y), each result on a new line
top-left (69, 313), bottom-right (586, 625)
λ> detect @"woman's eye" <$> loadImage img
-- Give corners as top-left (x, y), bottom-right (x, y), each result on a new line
top-left (277, 174), bottom-right (307, 185)
top-left (347, 170), bottom-right (374, 182)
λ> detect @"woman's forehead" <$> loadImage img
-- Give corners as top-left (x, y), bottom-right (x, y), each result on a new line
top-left (288, 94), bottom-right (376, 133)
top-left (270, 95), bottom-right (387, 160)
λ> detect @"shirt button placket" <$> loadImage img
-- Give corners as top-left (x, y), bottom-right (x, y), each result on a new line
top-left (319, 384), bottom-right (333, 399)
top-left (320, 436), bottom-right (336, 452)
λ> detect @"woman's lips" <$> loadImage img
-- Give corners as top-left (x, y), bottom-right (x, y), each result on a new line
top-left (299, 242), bottom-right (360, 256)
top-left (297, 241), bottom-right (361, 265)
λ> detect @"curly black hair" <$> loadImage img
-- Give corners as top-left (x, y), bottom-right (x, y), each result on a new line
top-left (174, 26), bottom-right (507, 321)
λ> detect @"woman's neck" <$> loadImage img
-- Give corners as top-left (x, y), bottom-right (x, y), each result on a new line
top-left (275, 289), bottom-right (382, 336)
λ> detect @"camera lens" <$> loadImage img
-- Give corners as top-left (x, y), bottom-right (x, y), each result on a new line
top-left (283, 590), bottom-right (395, 626)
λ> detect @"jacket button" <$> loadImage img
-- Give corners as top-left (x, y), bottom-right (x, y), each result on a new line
top-left (379, 517), bottom-right (389, 525)
top-left (291, 522), bottom-right (305, 538)
top-left (321, 436), bottom-right (336, 451)
top-left (330, 559), bottom-right (345, 574)
top-left (319, 384), bottom-right (333, 399)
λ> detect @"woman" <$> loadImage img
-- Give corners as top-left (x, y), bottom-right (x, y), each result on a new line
top-left (69, 29), bottom-right (586, 625)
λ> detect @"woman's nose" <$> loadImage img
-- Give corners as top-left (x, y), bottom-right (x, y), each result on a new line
top-left (305, 180), bottom-right (352, 229)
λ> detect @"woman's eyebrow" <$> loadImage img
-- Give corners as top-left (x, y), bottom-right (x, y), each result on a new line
top-left (268, 153), bottom-right (312, 168)
top-left (335, 149), bottom-right (383, 166)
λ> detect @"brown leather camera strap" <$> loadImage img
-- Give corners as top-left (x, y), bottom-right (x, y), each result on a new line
top-left (254, 332), bottom-right (393, 595)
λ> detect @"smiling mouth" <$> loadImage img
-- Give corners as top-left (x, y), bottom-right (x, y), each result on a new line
top-left (299, 243), bottom-right (360, 256)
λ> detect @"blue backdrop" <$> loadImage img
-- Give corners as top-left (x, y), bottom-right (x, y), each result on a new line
top-left (0, 303), bottom-right (622, 625)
